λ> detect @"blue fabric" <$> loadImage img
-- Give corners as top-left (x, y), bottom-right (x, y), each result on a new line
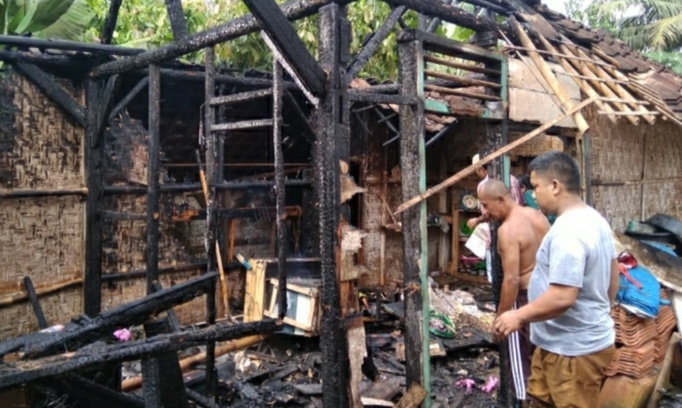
top-left (643, 240), bottom-right (678, 257)
top-left (617, 265), bottom-right (661, 319)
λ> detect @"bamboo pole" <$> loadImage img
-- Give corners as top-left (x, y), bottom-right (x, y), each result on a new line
top-left (0, 278), bottom-right (83, 307)
top-left (510, 18), bottom-right (590, 135)
top-left (197, 157), bottom-right (230, 318)
top-left (559, 44), bottom-right (641, 125)
top-left (394, 98), bottom-right (597, 215)
top-left (121, 334), bottom-right (269, 391)
top-left (570, 46), bottom-right (655, 124)
top-left (533, 34), bottom-right (618, 124)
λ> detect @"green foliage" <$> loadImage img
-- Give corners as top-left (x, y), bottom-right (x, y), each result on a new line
top-left (80, 0), bottom-right (477, 80)
top-left (0, 0), bottom-right (94, 39)
top-left (565, 0), bottom-right (682, 75)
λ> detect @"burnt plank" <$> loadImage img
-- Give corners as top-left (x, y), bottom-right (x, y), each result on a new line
top-left (147, 64), bottom-right (161, 294)
top-left (386, 1), bottom-right (505, 36)
top-left (143, 319), bottom-right (189, 408)
top-left (22, 277), bottom-right (48, 329)
top-left (101, 0), bottom-right (124, 44)
top-left (273, 60), bottom-right (288, 320)
top-left (108, 77), bottom-right (149, 123)
top-left (84, 79), bottom-right (106, 317)
top-left (15, 63), bottom-right (85, 126)
top-left (346, 6), bottom-right (406, 82)
top-left (315, 4), bottom-right (349, 408)
top-left (241, 0), bottom-right (326, 94)
top-left (164, 0), bottom-right (188, 39)
top-left (0, 320), bottom-right (278, 391)
top-left (22, 272), bottom-right (218, 358)
top-left (397, 38), bottom-right (429, 396)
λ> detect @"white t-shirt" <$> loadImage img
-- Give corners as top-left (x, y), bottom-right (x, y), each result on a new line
top-left (528, 206), bottom-right (616, 356)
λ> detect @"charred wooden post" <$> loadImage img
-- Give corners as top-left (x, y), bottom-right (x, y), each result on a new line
top-left (21, 272), bottom-right (218, 358)
top-left (345, 6), bottom-right (405, 82)
top-left (164, 0), bottom-right (189, 39)
top-left (203, 46), bottom-right (218, 399)
top-left (15, 63), bottom-right (85, 126)
top-left (142, 320), bottom-right (190, 408)
top-left (0, 319), bottom-right (278, 391)
top-left (22, 277), bottom-right (48, 329)
top-left (97, 75), bottom-right (120, 136)
top-left (91, 0), bottom-right (333, 78)
top-left (147, 64), bottom-right (161, 294)
top-left (243, 0), bottom-right (326, 95)
top-left (315, 4), bottom-right (349, 408)
top-left (273, 60), bottom-right (288, 319)
top-left (84, 79), bottom-right (106, 317)
top-left (101, 0), bottom-right (124, 44)
top-left (141, 356), bottom-right (163, 408)
top-left (397, 36), bottom-right (430, 403)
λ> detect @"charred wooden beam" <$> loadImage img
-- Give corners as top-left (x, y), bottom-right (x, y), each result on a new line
top-left (147, 64), bottom-right (162, 294)
top-left (0, 319), bottom-right (278, 392)
top-left (15, 63), bottom-right (86, 126)
top-left (238, 0), bottom-right (327, 94)
top-left (97, 75), bottom-right (120, 137)
top-left (22, 277), bottom-right (48, 329)
top-left (0, 188), bottom-right (88, 199)
top-left (346, 6), bottom-right (406, 82)
top-left (384, 0), bottom-right (511, 23)
top-left (151, 284), bottom-right (181, 331)
top-left (398, 36), bottom-right (430, 399)
top-left (0, 35), bottom-right (142, 55)
top-left (348, 90), bottom-right (417, 105)
top-left (102, 180), bottom-right (312, 195)
top-left (108, 77), bottom-right (148, 123)
top-left (203, 47), bottom-right (219, 400)
top-left (273, 61), bottom-right (287, 320)
top-left (84, 79), bottom-right (105, 317)
top-left (39, 375), bottom-right (145, 408)
top-left (399, 29), bottom-right (504, 62)
top-left (101, 262), bottom-right (212, 282)
top-left (143, 319), bottom-right (189, 408)
top-left (284, 90), bottom-right (316, 140)
top-left (315, 4), bottom-right (349, 407)
top-left (0, 50), bottom-right (94, 68)
top-left (157, 68), bottom-right (298, 89)
top-left (186, 387), bottom-right (220, 408)
top-left (101, 0), bottom-right (124, 44)
top-left (164, 0), bottom-right (189, 40)
top-left (91, 0), bottom-right (333, 78)
top-left (22, 272), bottom-right (218, 358)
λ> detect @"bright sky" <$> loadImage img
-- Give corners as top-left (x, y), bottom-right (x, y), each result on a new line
top-left (542, 0), bottom-right (570, 15)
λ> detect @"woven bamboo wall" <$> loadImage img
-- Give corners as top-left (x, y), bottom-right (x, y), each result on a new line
top-left (0, 71), bottom-right (84, 190)
top-left (586, 104), bottom-right (682, 230)
top-left (0, 286), bottom-right (82, 341)
top-left (0, 69), bottom-right (85, 340)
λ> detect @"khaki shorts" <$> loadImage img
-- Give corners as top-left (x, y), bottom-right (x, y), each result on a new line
top-left (528, 345), bottom-right (615, 408)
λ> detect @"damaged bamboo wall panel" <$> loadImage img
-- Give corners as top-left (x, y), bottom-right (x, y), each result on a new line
top-left (557, 44), bottom-right (639, 125)
top-left (0, 286), bottom-right (82, 341)
top-left (510, 18), bottom-right (589, 135)
top-left (533, 35), bottom-right (618, 124)
top-left (0, 71), bottom-right (84, 192)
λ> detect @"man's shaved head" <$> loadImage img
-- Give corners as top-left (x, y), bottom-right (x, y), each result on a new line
top-left (479, 179), bottom-right (511, 200)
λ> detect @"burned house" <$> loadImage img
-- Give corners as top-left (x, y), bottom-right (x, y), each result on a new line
top-left (0, 0), bottom-right (681, 407)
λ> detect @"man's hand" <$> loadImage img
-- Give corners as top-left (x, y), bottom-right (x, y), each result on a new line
top-left (493, 310), bottom-right (523, 338)
top-left (467, 217), bottom-right (479, 229)
top-left (491, 327), bottom-right (505, 343)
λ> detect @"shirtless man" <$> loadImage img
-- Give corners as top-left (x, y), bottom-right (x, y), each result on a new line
top-left (478, 179), bottom-right (550, 405)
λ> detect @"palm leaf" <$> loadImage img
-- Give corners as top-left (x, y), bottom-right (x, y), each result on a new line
top-left (35, 0), bottom-right (94, 40)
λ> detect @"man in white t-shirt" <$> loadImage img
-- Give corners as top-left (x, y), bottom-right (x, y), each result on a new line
top-left (493, 151), bottom-right (619, 408)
